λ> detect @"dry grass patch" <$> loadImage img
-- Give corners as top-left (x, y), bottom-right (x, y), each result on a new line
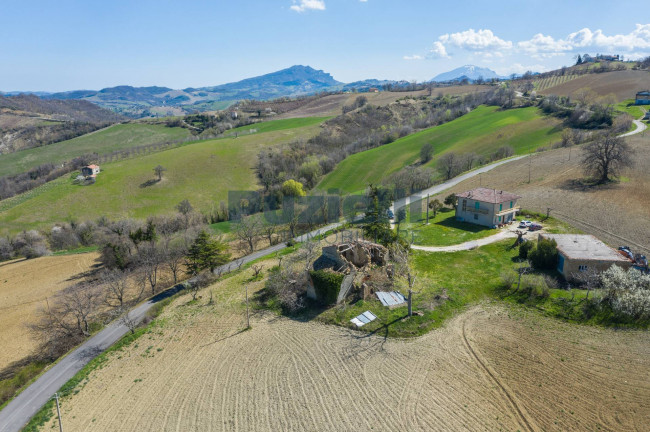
top-left (0, 252), bottom-right (99, 370)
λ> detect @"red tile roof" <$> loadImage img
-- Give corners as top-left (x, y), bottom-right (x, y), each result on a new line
top-left (86, 164), bottom-right (99, 169)
top-left (456, 187), bottom-right (521, 204)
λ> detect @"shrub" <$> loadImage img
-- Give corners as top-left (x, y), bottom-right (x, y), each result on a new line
top-left (518, 241), bottom-right (534, 259)
top-left (528, 238), bottom-right (558, 270)
top-left (601, 266), bottom-right (650, 320)
top-left (309, 270), bottom-right (344, 304)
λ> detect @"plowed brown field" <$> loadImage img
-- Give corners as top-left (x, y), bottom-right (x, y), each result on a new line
top-left (0, 252), bottom-right (99, 370)
top-left (43, 276), bottom-right (650, 432)
top-left (540, 69), bottom-right (650, 101)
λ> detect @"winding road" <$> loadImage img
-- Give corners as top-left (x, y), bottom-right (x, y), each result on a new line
top-left (2, 114), bottom-right (646, 431)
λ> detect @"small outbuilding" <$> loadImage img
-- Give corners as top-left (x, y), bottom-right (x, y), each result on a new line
top-left (81, 164), bottom-right (100, 177)
top-left (455, 187), bottom-right (521, 227)
top-left (539, 234), bottom-right (633, 281)
top-left (635, 90), bottom-right (650, 105)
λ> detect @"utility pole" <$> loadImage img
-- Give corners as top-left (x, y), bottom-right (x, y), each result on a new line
top-left (245, 285), bottom-right (250, 329)
top-left (425, 194), bottom-right (430, 224)
top-left (528, 155), bottom-right (532, 184)
top-left (54, 392), bottom-right (63, 432)
top-left (407, 272), bottom-right (417, 317)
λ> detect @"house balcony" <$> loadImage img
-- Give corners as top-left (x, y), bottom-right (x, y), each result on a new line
top-left (463, 207), bottom-right (489, 215)
top-left (496, 206), bottom-right (520, 216)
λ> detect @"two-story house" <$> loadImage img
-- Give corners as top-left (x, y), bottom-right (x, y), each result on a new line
top-left (455, 187), bottom-right (521, 227)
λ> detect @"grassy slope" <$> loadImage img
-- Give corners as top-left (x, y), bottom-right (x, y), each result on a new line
top-left (0, 122), bottom-right (323, 234)
top-left (615, 99), bottom-right (645, 118)
top-left (0, 123), bottom-right (192, 177)
top-left (231, 116), bottom-right (330, 134)
top-left (317, 105), bottom-right (562, 194)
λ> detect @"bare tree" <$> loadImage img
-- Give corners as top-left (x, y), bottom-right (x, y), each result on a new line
top-left (101, 269), bottom-right (131, 308)
top-left (460, 152), bottom-right (478, 171)
top-left (233, 216), bottom-right (262, 254)
top-left (437, 152), bottom-right (461, 180)
top-left (118, 307), bottom-right (139, 335)
top-left (262, 222), bottom-right (277, 246)
top-left (139, 244), bottom-right (163, 295)
top-left (251, 264), bottom-right (264, 278)
top-left (164, 242), bottom-right (187, 284)
top-left (572, 268), bottom-right (600, 300)
top-left (582, 133), bottom-right (634, 184)
top-left (153, 165), bottom-right (166, 181)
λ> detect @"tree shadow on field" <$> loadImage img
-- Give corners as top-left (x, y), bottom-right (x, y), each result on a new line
top-left (139, 178), bottom-right (160, 188)
top-left (557, 178), bottom-right (618, 192)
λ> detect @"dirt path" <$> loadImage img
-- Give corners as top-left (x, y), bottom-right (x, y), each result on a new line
top-left (411, 229), bottom-right (517, 252)
top-left (38, 303), bottom-right (650, 432)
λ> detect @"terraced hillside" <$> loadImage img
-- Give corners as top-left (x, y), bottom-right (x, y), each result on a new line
top-left (317, 105), bottom-right (563, 194)
top-left (0, 120), bottom-right (324, 234)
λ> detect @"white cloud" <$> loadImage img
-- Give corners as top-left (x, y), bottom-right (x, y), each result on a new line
top-left (290, 0), bottom-right (325, 13)
top-left (439, 29), bottom-right (512, 51)
top-left (403, 54), bottom-right (424, 60)
top-left (518, 24), bottom-right (650, 54)
top-left (427, 41), bottom-right (450, 59)
top-left (497, 63), bottom-right (549, 76)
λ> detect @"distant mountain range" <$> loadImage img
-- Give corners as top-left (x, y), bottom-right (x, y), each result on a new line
top-left (431, 65), bottom-right (507, 82)
top-left (1, 64), bottom-right (517, 118)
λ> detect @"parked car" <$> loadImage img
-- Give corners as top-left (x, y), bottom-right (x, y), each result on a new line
top-left (386, 209), bottom-right (394, 219)
top-left (518, 220), bottom-right (532, 228)
top-left (529, 223), bottom-right (543, 231)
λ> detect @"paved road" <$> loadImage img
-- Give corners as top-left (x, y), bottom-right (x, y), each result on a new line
top-left (618, 118), bottom-right (647, 138)
top-left (391, 155), bottom-right (528, 215)
top-left (0, 157), bottom-right (527, 432)
top-left (0, 225), bottom-right (343, 432)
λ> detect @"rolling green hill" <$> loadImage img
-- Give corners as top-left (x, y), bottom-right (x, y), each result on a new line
top-left (0, 121), bottom-right (324, 234)
top-left (0, 123), bottom-right (192, 177)
top-left (316, 105), bottom-right (563, 194)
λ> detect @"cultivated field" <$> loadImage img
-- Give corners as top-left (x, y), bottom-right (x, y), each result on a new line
top-left (533, 74), bottom-right (580, 91)
top-left (539, 70), bottom-right (650, 101)
top-left (0, 123), bottom-right (192, 178)
top-left (41, 277), bottom-right (650, 432)
top-left (424, 133), bottom-right (650, 254)
top-left (0, 121), bottom-right (324, 234)
top-left (0, 252), bottom-right (99, 371)
top-left (276, 86), bottom-right (487, 119)
top-left (317, 105), bottom-right (563, 193)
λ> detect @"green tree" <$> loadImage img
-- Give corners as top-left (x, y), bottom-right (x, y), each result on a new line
top-left (420, 142), bottom-right (434, 163)
top-left (363, 185), bottom-right (394, 245)
top-left (443, 193), bottom-right (457, 207)
top-left (281, 179), bottom-right (306, 197)
top-left (186, 231), bottom-right (230, 275)
top-left (529, 238), bottom-right (558, 270)
top-left (428, 199), bottom-right (442, 218)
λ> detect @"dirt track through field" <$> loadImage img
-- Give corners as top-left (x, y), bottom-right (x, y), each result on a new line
top-left (45, 302), bottom-right (650, 432)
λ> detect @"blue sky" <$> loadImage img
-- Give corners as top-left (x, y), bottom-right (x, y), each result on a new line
top-left (1, 0), bottom-right (648, 91)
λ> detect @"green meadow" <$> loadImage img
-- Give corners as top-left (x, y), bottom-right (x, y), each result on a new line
top-left (316, 105), bottom-right (563, 194)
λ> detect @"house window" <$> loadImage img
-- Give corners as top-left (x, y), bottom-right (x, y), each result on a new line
top-left (462, 200), bottom-right (467, 211)
top-left (578, 265), bottom-right (588, 272)
top-left (475, 202), bottom-right (480, 210)
top-left (498, 216), bottom-right (502, 222)
top-left (499, 203), bottom-right (503, 211)
top-left (509, 201), bottom-right (513, 209)
top-left (474, 214), bottom-right (478, 220)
